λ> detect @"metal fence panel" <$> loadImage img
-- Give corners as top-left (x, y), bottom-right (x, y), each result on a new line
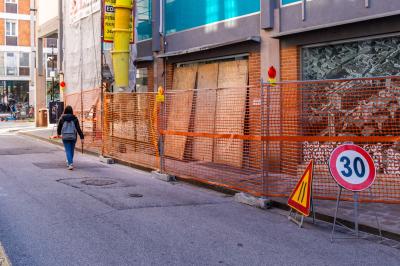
top-left (103, 92), bottom-right (160, 170)
top-left (263, 77), bottom-right (400, 203)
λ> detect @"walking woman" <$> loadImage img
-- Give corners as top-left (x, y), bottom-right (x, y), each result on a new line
top-left (57, 106), bottom-right (84, 170)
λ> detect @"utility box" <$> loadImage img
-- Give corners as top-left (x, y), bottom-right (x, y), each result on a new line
top-left (38, 108), bottom-right (48, 127)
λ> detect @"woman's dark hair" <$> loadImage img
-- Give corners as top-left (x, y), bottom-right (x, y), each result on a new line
top-left (64, 105), bottom-right (73, 115)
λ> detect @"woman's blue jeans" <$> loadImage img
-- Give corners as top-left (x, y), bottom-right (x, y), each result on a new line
top-left (62, 140), bottom-right (76, 165)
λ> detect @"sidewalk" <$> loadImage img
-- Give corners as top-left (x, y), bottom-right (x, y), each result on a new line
top-left (19, 126), bottom-right (62, 146)
top-left (19, 127), bottom-right (400, 242)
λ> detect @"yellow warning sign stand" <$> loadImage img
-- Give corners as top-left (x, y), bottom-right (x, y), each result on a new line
top-left (287, 160), bottom-right (315, 227)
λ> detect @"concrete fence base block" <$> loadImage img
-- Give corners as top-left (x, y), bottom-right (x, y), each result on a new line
top-left (235, 193), bottom-right (272, 209)
top-left (152, 171), bottom-right (174, 182)
top-left (99, 156), bottom-right (115, 164)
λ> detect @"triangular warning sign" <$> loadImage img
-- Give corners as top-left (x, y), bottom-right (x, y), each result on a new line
top-left (288, 160), bottom-right (314, 217)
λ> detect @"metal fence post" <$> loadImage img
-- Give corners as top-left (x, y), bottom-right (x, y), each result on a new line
top-left (159, 94), bottom-right (166, 174)
top-left (261, 79), bottom-right (269, 196)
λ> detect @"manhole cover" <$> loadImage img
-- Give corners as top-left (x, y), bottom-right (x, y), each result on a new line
top-left (129, 193), bottom-right (143, 198)
top-left (81, 179), bottom-right (117, 186)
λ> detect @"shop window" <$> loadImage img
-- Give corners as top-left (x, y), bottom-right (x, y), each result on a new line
top-left (136, 68), bottom-right (148, 92)
top-left (6, 52), bottom-right (17, 76)
top-left (5, 20), bottom-right (17, 46)
top-left (136, 0), bottom-right (152, 41)
top-left (302, 36), bottom-right (400, 80)
top-left (5, 0), bottom-right (17, 13)
top-left (19, 53), bottom-right (30, 76)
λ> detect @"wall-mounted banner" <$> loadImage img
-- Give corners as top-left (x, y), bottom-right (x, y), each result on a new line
top-left (281, 0), bottom-right (302, 7)
top-left (70, 0), bottom-right (101, 24)
top-left (103, 0), bottom-right (134, 43)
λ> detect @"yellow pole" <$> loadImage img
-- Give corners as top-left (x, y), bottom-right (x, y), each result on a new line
top-left (112, 0), bottom-right (133, 89)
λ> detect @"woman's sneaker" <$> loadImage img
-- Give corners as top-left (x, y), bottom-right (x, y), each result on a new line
top-left (68, 164), bottom-right (74, 170)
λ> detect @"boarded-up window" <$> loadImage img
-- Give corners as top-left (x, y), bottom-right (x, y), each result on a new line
top-left (164, 65), bottom-right (198, 160)
top-left (192, 63), bottom-right (218, 162)
top-left (213, 60), bottom-right (248, 168)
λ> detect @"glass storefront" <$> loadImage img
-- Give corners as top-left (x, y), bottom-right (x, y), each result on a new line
top-left (0, 80), bottom-right (29, 113)
top-left (46, 80), bottom-right (60, 106)
top-left (302, 36), bottom-right (400, 80)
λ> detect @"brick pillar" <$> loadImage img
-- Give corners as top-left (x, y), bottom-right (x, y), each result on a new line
top-left (281, 46), bottom-right (300, 81)
top-left (165, 63), bottom-right (174, 91)
top-left (147, 64), bottom-right (154, 92)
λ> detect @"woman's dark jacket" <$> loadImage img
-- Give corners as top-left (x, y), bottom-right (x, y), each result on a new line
top-left (57, 114), bottom-right (84, 140)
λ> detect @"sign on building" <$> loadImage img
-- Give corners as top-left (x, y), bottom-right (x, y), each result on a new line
top-left (103, 0), bottom-right (135, 43)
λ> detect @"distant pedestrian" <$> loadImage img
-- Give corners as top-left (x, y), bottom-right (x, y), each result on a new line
top-left (57, 106), bottom-right (84, 170)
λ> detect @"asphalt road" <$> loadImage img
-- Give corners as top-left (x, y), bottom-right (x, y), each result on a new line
top-left (0, 133), bottom-right (398, 266)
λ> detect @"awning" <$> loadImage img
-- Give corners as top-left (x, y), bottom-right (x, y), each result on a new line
top-left (157, 36), bottom-right (260, 58)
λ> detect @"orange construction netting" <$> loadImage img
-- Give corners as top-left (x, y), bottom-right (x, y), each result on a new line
top-left (68, 76), bottom-right (400, 204)
top-left (102, 92), bottom-right (160, 170)
top-left (64, 88), bottom-right (102, 154)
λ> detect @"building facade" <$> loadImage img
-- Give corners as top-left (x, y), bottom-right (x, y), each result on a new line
top-left (135, 0), bottom-right (263, 93)
top-left (0, 0), bottom-right (34, 113)
top-left (135, 0), bottom-right (400, 90)
top-left (57, 0), bottom-right (400, 201)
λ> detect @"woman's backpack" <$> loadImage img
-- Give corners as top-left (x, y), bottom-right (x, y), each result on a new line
top-left (61, 120), bottom-right (77, 141)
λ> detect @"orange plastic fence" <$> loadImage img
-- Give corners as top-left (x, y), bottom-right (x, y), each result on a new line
top-left (70, 76), bottom-right (400, 204)
top-left (102, 92), bottom-right (160, 169)
top-left (264, 77), bottom-right (400, 203)
top-left (161, 86), bottom-right (264, 195)
top-left (159, 77), bottom-right (400, 203)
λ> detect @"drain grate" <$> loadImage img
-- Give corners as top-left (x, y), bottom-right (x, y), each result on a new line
top-left (81, 179), bottom-right (117, 186)
top-left (129, 193), bottom-right (143, 198)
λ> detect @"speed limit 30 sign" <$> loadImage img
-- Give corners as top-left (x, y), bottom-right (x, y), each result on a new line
top-left (329, 144), bottom-right (376, 192)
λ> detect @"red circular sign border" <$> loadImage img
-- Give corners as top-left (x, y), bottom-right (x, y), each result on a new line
top-left (329, 144), bottom-right (376, 192)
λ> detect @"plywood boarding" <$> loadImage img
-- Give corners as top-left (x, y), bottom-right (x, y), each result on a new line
top-left (136, 94), bottom-right (152, 143)
top-left (192, 63), bottom-right (219, 162)
top-left (214, 60), bottom-right (248, 168)
top-left (164, 65), bottom-right (198, 160)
